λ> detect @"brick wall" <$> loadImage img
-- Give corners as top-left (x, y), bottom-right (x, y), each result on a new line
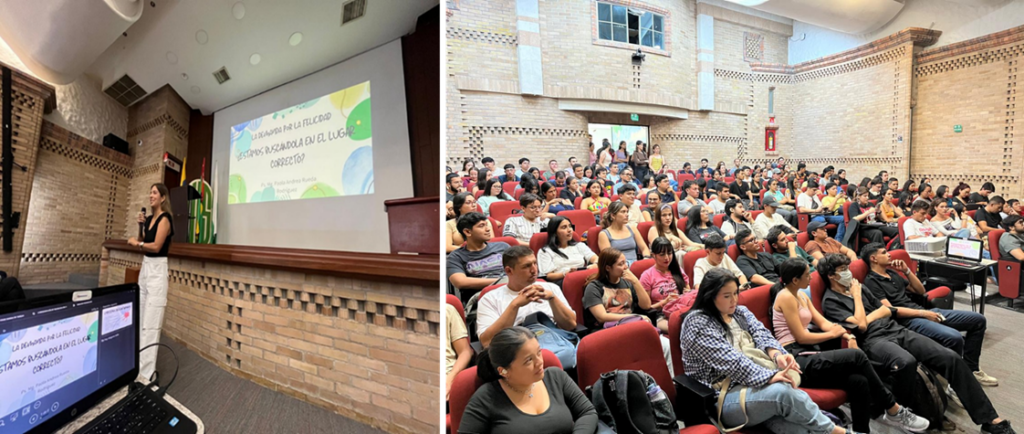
top-left (102, 249), bottom-right (440, 434)
top-left (19, 121), bottom-right (131, 284)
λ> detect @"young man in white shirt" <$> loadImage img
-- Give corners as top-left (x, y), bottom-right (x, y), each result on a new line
top-left (476, 246), bottom-right (577, 347)
top-left (903, 200), bottom-right (942, 240)
top-left (503, 193), bottom-right (550, 245)
top-left (692, 234), bottom-right (748, 289)
top-left (617, 183), bottom-right (643, 226)
top-left (752, 195), bottom-right (795, 240)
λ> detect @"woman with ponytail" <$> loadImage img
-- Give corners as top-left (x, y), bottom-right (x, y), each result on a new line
top-left (771, 258), bottom-right (928, 433)
top-left (597, 201), bottom-right (649, 266)
top-left (459, 327), bottom-right (597, 434)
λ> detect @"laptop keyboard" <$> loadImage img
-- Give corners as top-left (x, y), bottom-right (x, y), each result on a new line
top-left (81, 390), bottom-right (169, 434)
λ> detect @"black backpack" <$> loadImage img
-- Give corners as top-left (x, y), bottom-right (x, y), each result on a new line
top-left (898, 364), bottom-right (948, 430)
top-left (589, 370), bottom-right (675, 434)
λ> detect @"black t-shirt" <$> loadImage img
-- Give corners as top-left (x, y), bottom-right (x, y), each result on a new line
top-left (736, 253), bottom-right (779, 281)
top-left (863, 270), bottom-right (923, 310)
top-left (143, 213), bottom-right (174, 258)
top-left (848, 201), bottom-right (870, 221)
top-left (730, 181), bottom-right (751, 199)
top-left (559, 188), bottom-right (581, 203)
top-left (969, 192), bottom-right (988, 204)
top-left (822, 287), bottom-right (903, 345)
top-left (582, 278), bottom-right (640, 331)
top-left (459, 367), bottom-right (598, 434)
top-left (974, 207), bottom-right (1002, 231)
top-left (868, 191), bottom-right (884, 202)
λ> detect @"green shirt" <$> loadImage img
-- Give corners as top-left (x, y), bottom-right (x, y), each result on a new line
top-left (773, 247), bottom-right (816, 273)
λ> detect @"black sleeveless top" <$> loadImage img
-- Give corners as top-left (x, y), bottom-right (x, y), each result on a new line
top-left (143, 213), bottom-right (174, 258)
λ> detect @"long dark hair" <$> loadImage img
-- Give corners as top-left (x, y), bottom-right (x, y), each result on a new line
top-left (901, 179), bottom-right (916, 193)
top-left (586, 180), bottom-right (604, 198)
top-left (543, 216), bottom-right (578, 260)
top-left (650, 237), bottom-right (687, 291)
top-left (452, 192), bottom-right (474, 219)
top-left (483, 178), bottom-right (510, 199)
top-left (586, 248), bottom-right (624, 287)
top-left (685, 204), bottom-right (705, 234)
top-left (769, 257), bottom-right (810, 304)
top-left (476, 168), bottom-right (491, 191)
top-left (654, 203), bottom-right (679, 238)
top-left (691, 268), bottom-right (740, 342)
top-left (476, 326), bottom-right (535, 382)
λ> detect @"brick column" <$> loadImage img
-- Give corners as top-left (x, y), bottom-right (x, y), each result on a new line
top-left (516, 0), bottom-right (543, 95)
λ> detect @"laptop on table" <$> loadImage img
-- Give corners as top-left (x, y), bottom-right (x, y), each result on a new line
top-left (934, 237), bottom-right (984, 268)
top-left (0, 284), bottom-right (196, 434)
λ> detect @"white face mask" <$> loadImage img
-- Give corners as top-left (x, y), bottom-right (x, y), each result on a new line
top-left (837, 270), bottom-right (853, 288)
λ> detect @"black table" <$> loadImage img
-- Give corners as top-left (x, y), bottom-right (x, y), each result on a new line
top-left (909, 253), bottom-right (995, 315)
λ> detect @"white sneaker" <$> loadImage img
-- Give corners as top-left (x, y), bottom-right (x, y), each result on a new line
top-left (946, 384), bottom-right (963, 408)
top-left (878, 405), bottom-right (930, 433)
top-left (975, 370), bottom-right (999, 386)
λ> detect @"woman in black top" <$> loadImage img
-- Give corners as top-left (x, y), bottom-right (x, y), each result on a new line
top-left (459, 327), bottom-right (597, 434)
top-left (127, 183), bottom-right (175, 384)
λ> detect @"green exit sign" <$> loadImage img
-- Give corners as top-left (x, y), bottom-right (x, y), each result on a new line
top-left (954, 124), bottom-right (962, 133)
top-left (630, 113), bottom-right (639, 121)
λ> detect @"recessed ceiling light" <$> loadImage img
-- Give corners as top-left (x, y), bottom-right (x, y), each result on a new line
top-left (165, 51), bottom-right (178, 64)
top-left (196, 30), bottom-right (208, 45)
top-left (232, 2), bottom-right (245, 20)
top-left (191, 86), bottom-right (201, 94)
top-left (249, 53), bottom-right (261, 65)
top-left (181, 73), bottom-right (189, 81)
top-left (289, 32), bottom-right (303, 46)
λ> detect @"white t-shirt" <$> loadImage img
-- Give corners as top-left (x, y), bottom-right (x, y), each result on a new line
top-left (752, 213), bottom-right (793, 240)
top-left (709, 199), bottom-right (727, 215)
top-left (692, 256), bottom-right (744, 289)
top-left (903, 218), bottom-right (939, 239)
top-left (720, 219), bottom-right (752, 237)
top-left (797, 192), bottom-right (821, 212)
top-left (537, 243), bottom-right (597, 277)
top-left (475, 282), bottom-right (573, 337)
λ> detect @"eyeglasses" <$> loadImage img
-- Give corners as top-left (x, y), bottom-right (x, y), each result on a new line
top-left (526, 205), bottom-right (543, 211)
top-left (740, 237), bottom-right (756, 245)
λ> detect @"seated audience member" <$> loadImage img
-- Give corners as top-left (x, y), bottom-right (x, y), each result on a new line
top-left (692, 234), bottom-right (747, 289)
top-left (528, 167), bottom-right (542, 181)
top-left (860, 244), bottom-right (997, 388)
top-left (607, 163), bottom-right (621, 183)
top-left (499, 163), bottom-right (520, 183)
top-left (640, 237), bottom-right (692, 333)
top-left (504, 193), bottom-right (551, 245)
top-left (886, 178), bottom-right (900, 196)
top-left (902, 180), bottom-right (918, 196)
top-left (768, 226), bottom-right (818, 270)
top-left (481, 157), bottom-right (498, 177)
top-left (447, 192), bottom-right (478, 253)
top-left (771, 258), bottom-right (929, 433)
top-left (478, 178), bottom-right (514, 216)
top-left (848, 187), bottom-right (898, 245)
top-left (818, 183), bottom-right (848, 244)
top-left (654, 174), bottom-right (677, 205)
top-left (677, 180), bottom-right (703, 217)
top-left (915, 184), bottom-right (935, 204)
top-left (641, 189), bottom-right (661, 222)
top-left (679, 161), bottom-right (694, 176)
top-left (616, 183), bottom-right (643, 226)
top-left (583, 248), bottom-right (673, 372)
top-left (729, 167), bottom-right (757, 209)
top-left (764, 178), bottom-right (797, 219)
top-left (708, 183), bottom-right (731, 215)
top-left (975, 196), bottom-right (1005, 238)
top-left (695, 158), bottom-right (715, 178)
top-left (447, 303), bottom-right (473, 401)
top-left (734, 229), bottom-right (780, 286)
top-left (867, 178), bottom-right (885, 202)
top-left (753, 195), bottom-right (796, 240)
top-left (896, 191), bottom-right (915, 216)
top-left (649, 203), bottom-right (702, 254)
top-left (598, 201), bottom-right (650, 266)
top-left (804, 221), bottom-right (857, 261)
top-left (971, 182), bottom-right (995, 204)
top-left (703, 177), bottom-right (718, 199)
top-left (877, 188), bottom-right (904, 224)
top-left (721, 199), bottom-right (754, 238)
top-left (543, 159), bottom-right (560, 180)
top-left (521, 177), bottom-right (543, 201)
top-left (563, 157), bottom-right (578, 179)
top-left (931, 198), bottom-right (973, 239)
top-left (571, 164), bottom-right (585, 182)
top-left (472, 168), bottom-right (491, 195)
top-left (951, 183), bottom-right (972, 214)
top-left (560, 176), bottom-right (583, 204)
top-left (1001, 199), bottom-right (1020, 219)
top-left (936, 185), bottom-right (954, 209)
top-left (685, 205), bottom-right (730, 244)
top-left (999, 215), bottom-right (1024, 262)
top-left (515, 157), bottom-right (530, 177)
top-left (581, 166), bottom-right (594, 183)
top-left (612, 167), bottom-right (636, 192)
top-left (553, 171), bottom-right (567, 188)
top-left (448, 212), bottom-right (511, 296)
top-left (819, 254), bottom-right (1015, 434)
top-left (477, 247), bottom-right (578, 347)
top-left (580, 180), bottom-right (610, 223)
top-left (541, 182), bottom-right (573, 214)
top-left (680, 268), bottom-right (857, 434)
top-left (459, 327), bottom-right (598, 433)
top-left (446, 173), bottom-right (463, 203)
top-left (537, 217), bottom-right (598, 285)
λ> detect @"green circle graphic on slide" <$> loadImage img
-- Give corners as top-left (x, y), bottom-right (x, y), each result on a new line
top-left (228, 175), bottom-right (247, 204)
top-left (301, 182), bottom-right (339, 199)
top-left (88, 320), bottom-right (99, 343)
top-left (347, 98), bottom-right (372, 141)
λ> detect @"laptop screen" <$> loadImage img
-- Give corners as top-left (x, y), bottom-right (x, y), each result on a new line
top-left (0, 287), bottom-right (137, 434)
top-left (947, 237), bottom-right (983, 262)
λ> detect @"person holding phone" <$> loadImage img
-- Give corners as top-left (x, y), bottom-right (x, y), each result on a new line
top-left (848, 187), bottom-right (898, 245)
top-left (126, 183), bottom-right (174, 384)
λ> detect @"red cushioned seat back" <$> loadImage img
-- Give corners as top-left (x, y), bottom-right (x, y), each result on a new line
top-left (727, 244), bottom-right (740, 262)
top-left (849, 259), bottom-right (868, 283)
top-left (576, 321), bottom-right (675, 403)
top-left (502, 181), bottom-right (519, 196)
top-left (489, 236), bottom-right (519, 247)
top-left (446, 294), bottom-right (465, 322)
top-left (489, 201), bottom-right (521, 225)
top-left (562, 269), bottom-right (598, 327)
top-left (713, 213), bottom-right (726, 229)
top-left (897, 216), bottom-right (910, 245)
top-left (587, 226), bottom-right (602, 254)
top-left (638, 221), bottom-right (655, 246)
top-left (810, 271), bottom-right (826, 313)
top-left (559, 209), bottom-right (597, 238)
top-left (630, 259), bottom-right (655, 280)
top-left (738, 284), bottom-right (774, 332)
top-left (683, 250), bottom-right (708, 285)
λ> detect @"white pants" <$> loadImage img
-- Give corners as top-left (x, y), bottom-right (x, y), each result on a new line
top-left (659, 335), bottom-right (674, 376)
top-left (138, 256), bottom-right (168, 382)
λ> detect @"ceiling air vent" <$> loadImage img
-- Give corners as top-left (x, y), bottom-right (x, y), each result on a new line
top-left (213, 67), bottom-right (231, 84)
top-left (342, 0), bottom-right (366, 25)
top-left (103, 74), bottom-right (148, 107)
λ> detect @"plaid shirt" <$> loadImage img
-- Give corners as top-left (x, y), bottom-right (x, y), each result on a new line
top-left (680, 305), bottom-right (787, 395)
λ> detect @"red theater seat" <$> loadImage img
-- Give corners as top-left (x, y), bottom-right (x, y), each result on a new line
top-left (562, 269), bottom-right (597, 328)
top-left (559, 210), bottom-right (597, 238)
top-left (446, 294), bottom-right (465, 322)
top-left (489, 236), bottom-right (519, 247)
top-left (489, 201), bottom-right (521, 225)
top-left (576, 321), bottom-right (675, 404)
top-left (638, 221), bottom-right (655, 246)
top-left (989, 229), bottom-right (1021, 306)
top-left (683, 250), bottom-right (708, 285)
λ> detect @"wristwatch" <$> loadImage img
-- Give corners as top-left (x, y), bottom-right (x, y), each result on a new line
top-left (887, 306), bottom-right (898, 316)
top-left (139, 242), bottom-right (145, 250)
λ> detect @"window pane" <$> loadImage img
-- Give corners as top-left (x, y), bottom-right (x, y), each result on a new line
top-left (613, 24), bottom-right (627, 42)
top-left (598, 3), bottom-right (611, 22)
top-left (653, 15), bottom-right (663, 32)
top-left (642, 30), bottom-right (653, 47)
top-left (654, 31), bottom-right (664, 49)
top-left (641, 12), bottom-right (653, 31)
top-left (599, 22), bottom-right (611, 40)
top-left (612, 5), bottom-right (626, 24)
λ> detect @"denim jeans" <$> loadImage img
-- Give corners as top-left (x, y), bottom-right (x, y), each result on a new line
top-left (902, 308), bottom-right (986, 372)
top-left (719, 382), bottom-right (835, 434)
top-left (811, 215), bottom-right (846, 245)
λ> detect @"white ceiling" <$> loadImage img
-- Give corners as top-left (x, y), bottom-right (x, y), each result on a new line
top-left (88, 0), bottom-right (437, 114)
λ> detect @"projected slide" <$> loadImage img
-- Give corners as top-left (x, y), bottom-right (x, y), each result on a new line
top-left (0, 312), bottom-right (99, 416)
top-left (589, 123), bottom-right (650, 155)
top-left (228, 81), bottom-right (373, 204)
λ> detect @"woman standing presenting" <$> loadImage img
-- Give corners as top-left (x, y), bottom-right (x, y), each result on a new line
top-left (127, 183), bottom-right (175, 383)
